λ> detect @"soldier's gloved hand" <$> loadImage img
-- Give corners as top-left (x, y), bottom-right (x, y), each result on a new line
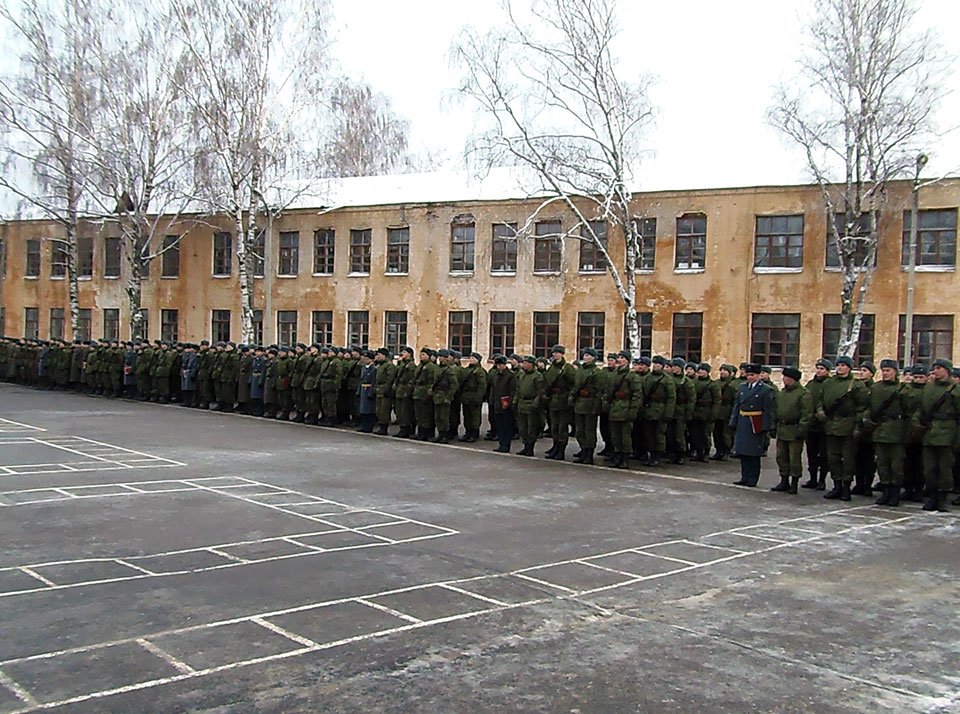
top-left (815, 409), bottom-right (827, 422)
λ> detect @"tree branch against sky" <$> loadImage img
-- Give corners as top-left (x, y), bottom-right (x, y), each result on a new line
top-left (769, 0), bottom-right (949, 360)
top-left (452, 0), bottom-right (655, 354)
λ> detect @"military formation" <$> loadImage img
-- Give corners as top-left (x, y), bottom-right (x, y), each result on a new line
top-left (2, 336), bottom-right (959, 512)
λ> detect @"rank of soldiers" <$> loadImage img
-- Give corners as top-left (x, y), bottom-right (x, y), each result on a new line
top-left (2, 336), bottom-right (958, 513)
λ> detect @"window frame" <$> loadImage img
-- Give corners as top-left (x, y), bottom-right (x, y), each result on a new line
top-left (49, 307), bottom-right (65, 340)
top-left (826, 211), bottom-right (876, 271)
top-left (211, 309), bottom-right (230, 343)
top-left (349, 228), bottom-right (372, 275)
top-left (311, 310), bottom-right (334, 346)
top-left (104, 236), bottom-right (122, 278)
top-left (448, 311), bottom-right (474, 355)
top-left (532, 311), bottom-right (560, 358)
top-left (491, 223), bottom-right (518, 274)
top-left (312, 228), bottom-right (335, 276)
top-left (623, 312), bottom-right (653, 357)
top-left (161, 309), bottom-right (180, 343)
top-left (750, 313), bottom-right (801, 368)
top-left (277, 310), bottom-right (298, 346)
top-left (212, 232), bottom-right (233, 277)
top-left (25, 239), bottom-right (41, 278)
top-left (50, 239), bottom-right (68, 278)
top-left (77, 236), bottom-right (93, 278)
top-left (754, 214), bottom-right (804, 271)
top-left (277, 230), bottom-right (300, 277)
top-left (385, 226), bottom-right (410, 275)
top-left (821, 314), bottom-right (875, 363)
top-left (161, 234), bottom-right (180, 278)
top-left (102, 308), bottom-right (120, 341)
top-left (489, 311), bottom-right (516, 357)
top-left (633, 217), bottom-right (657, 272)
top-left (384, 310), bottom-right (408, 354)
top-left (671, 312), bottom-right (703, 362)
top-left (901, 208), bottom-right (957, 270)
top-left (76, 308), bottom-right (92, 342)
top-left (675, 214), bottom-right (707, 271)
top-left (533, 220), bottom-right (563, 274)
top-left (576, 311), bottom-right (606, 354)
top-left (347, 310), bottom-right (370, 348)
top-left (24, 307), bottom-right (39, 339)
top-left (898, 314), bottom-right (953, 365)
top-left (450, 221), bottom-right (476, 273)
top-left (578, 221), bottom-right (608, 273)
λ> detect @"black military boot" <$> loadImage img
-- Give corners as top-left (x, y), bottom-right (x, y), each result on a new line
top-left (516, 442), bottom-right (534, 456)
top-left (292, 411), bottom-right (305, 423)
top-left (433, 432), bottom-right (449, 444)
top-left (375, 424), bottom-right (389, 435)
top-left (840, 481), bottom-right (851, 501)
top-left (952, 494), bottom-right (960, 506)
top-left (824, 481), bottom-right (843, 499)
top-left (886, 485), bottom-right (901, 507)
top-left (579, 448), bottom-right (594, 465)
top-left (816, 475), bottom-right (827, 491)
top-left (875, 484), bottom-right (892, 506)
top-left (553, 442), bottom-right (567, 461)
top-left (616, 453), bottom-right (629, 470)
top-left (800, 475), bottom-right (818, 489)
top-left (770, 476), bottom-right (790, 492)
top-left (544, 441), bottom-right (558, 459)
top-left (605, 452), bottom-right (621, 467)
top-left (304, 414), bottom-right (318, 426)
top-left (788, 477), bottom-right (800, 494)
top-left (646, 452), bottom-right (661, 467)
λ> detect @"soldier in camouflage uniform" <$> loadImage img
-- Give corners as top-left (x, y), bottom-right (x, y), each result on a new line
top-left (866, 359), bottom-right (909, 507)
top-left (641, 356), bottom-right (676, 467)
top-left (569, 347), bottom-right (604, 465)
top-left (542, 345), bottom-right (576, 461)
top-left (430, 349), bottom-right (460, 443)
top-left (801, 359), bottom-right (831, 490)
top-left (604, 351), bottom-right (643, 469)
top-left (456, 352), bottom-right (486, 443)
top-left (393, 346), bottom-right (417, 438)
top-left (914, 358), bottom-right (959, 512)
top-left (515, 355), bottom-right (544, 456)
top-left (816, 355), bottom-right (868, 501)
top-left (771, 367), bottom-right (813, 494)
top-left (373, 347), bottom-right (397, 435)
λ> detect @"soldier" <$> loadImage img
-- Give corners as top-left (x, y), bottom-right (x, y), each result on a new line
top-left (356, 350), bottom-right (378, 433)
top-left (598, 353), bottom-right (618, 457)
top-left (712, 364), bottom-right (737, 460)
top-left (852, 361), bottom-right (878, 496)
top-left (123, 341), bottom-right (137, 399)
top-left (430, 349), bottom-right (460, 443)
top-left (179, 343), bottom-right (199, 406)
top-left (217, 342), bottom-right (240, 412)
top-left (411, 348), bottom-right (439, 441)
top-left (290, 343), bottom-right (308, 422)
top-left (197, 340), bottom-right (214, 409)
top-left (515, 355), bottom-right (545, 456)
top-left (866, 359), bottom-right (909, 507)
top-left (914, 358), bottom-right (959, 512)
top-left (690, 363), bottom-right (720, 462)
top-left (483, 355), bottom-right (499, 441)
top-left (641, 355), bottom-right (676, 466)
top-left (729, 364), bottom-right (776, 487)
top-left (340, 346), bottom-right (362, 426)
top-left (668, 357), bottom-right (695, 464)
top-left (262, 346), bottom-right (279, 418)
top-left (801, 359), bottom-right (832, 490)
top-left (274, 346), bottom-right (293, 419)
top-left (237, 345), bottom-right (255, 414)
top-left (449, 350), bottom-right (464, 440)
top-left (542, 345), bottom-right (576, 461)
top-left (816, 355), bottom-right (868, 501)
top-left (604, 350), bottom-right (643, 469)
top-left (301, 344), bottom-right (323, 424)
top-left (152, 341), bottom-right (177, 403)
top-left (318, 346), bottom-right (342, 426)
top-left (489, 355), bottom-right (517, 453)
top-left (771, 367), bottom-right (813, 494)
top-left (249, 346), bottom-right (267, 417)
top-left (570, 347), bottom-right (604, 465)
top-left (393, 346), bottom-right (417, 438)
top-left (373, 348), bottom-right (397, 435)
top-left (457, 352), bottom-right (486, 443)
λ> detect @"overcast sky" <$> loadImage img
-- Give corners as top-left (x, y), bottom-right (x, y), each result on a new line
top-left (331, 0), bottom-right (960, 191)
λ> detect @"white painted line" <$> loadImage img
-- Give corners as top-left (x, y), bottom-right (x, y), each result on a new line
top-left (356, 597), bottom-right (423, 624)
top-left (205, 548), bottom-right (249, 564)
top-left (281, 537), bottom-right (328, 552)
top-left (721, 532), bottom-right (789, 544)
top-left (678, 539), bottom-right (749, 554)
top-left (0, 417), bottom-right (46, 431)
top-left (62, 435), bottom-right (187, 467)
top-left (511, 572), bottom-right (579, 594)
top-left (574, 559), bottom-right (650, 579)
top-left (30, 438), bottom-right (128, 466)
top-left (630, 549), bottom-right (699, 566)
top-left (114, 559), bottom-right (157, 576)
top-left (0, 667), bottom-right (39, 707)
top-left (136, 639), bottom-right (196, 675)
top-left (437, 583), bottom-right (508, 607)
top-left (18, 567), bottom-right (56, 587)
top-left (251, 617), bottom-right (321, 649)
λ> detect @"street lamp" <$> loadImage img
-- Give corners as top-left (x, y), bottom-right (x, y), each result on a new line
top-left (903, 152), bottom-right (929, 367)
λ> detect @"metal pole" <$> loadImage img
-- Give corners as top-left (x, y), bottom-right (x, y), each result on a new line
top-left (904, 153), bottom-right (928, 366)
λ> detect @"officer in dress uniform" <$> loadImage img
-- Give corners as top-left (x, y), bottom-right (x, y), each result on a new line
top-left (729, 363), bottom-right (776, 487)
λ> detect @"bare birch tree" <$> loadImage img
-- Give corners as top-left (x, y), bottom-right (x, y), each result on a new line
top-left (322, 78), bottom-right (412, 178)
top-left (769, 0), bottom-right (946, 359)
top-left (0, 0), bottom-right (99, 336)
top-left (85, 3), bottom-right (200, 340)
top-left (170, 0), bottom-right (331, 343)
top-left (453, 0), bottom-right (654, 354)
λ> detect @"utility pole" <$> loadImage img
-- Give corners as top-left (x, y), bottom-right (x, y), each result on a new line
top-left (903, 153), bottom-right (928, 366)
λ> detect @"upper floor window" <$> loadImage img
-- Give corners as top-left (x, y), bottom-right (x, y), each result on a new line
top-left (213, 232), bottom-right (232, 276)
top-left (755, 215), bottom-right (804, 269)
top-left (534, 220), bottom-right (562, 273)
top-left (902, 208), bottom-right (956, 268)
top-left (675, 214), bottom-right (706, 270)
top-left (386, 227), bottom-right (409, 274)
top-left (278, 231), bottom-right (300, 276)
top-left (313, 228), bottom-right (335, 275)
top-left (104, 236), bottom-right (122, 278)
top-left (161, 235), bottom-right (180, 278)
top-left (634, 217), bottom-right (656, 271)
top-left (826, 212), bottom-right (876, 269)
top-left (579, 221), bottom-right (607, 273)
top-left (349, 228), bottom-right (371, 274)
top-left (450, 219), bottom-right (475, 273)
top-left (25, 239), bottom-right (41, 277)
top-left (491, 223), bottom-right (518, 273)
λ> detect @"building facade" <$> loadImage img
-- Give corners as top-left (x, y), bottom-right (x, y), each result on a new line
top-left (0, 179), bottom-right (957, 373)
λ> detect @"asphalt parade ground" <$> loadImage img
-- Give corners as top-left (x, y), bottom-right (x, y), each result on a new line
top-left (0, 383), bottom-right (957, 713)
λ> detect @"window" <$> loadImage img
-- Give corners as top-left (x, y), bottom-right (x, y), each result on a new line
top-left (211, 309), bottom-right (230, 343)
top-left (384, 311), bottom-right (408, 354)
top-left (104, 236), bottom-right (121, 278)
top-left (624, 312), bottom-right (653, 357)
top-left (491, 223), bottom-right (518, 273)
top-left (826, 212), bottom-right (875, 269)
top-left (76, 308), bottom-right (92, 341)
top-left (213, 232), bottom-right (232, 276)
top-left (489, 311), bottom-right (516, 356)
top-left (902, 209), bottom-right (957, 268)
top-left (347, 310), bottom-right (369, 347)
top-left (278, 231), bottom-right (299, 276)
top-left (252, 310), bottom-right (263, 346)
top-left (822, 314), bottom-right (875, 362)
top-left (349, 229), bottom-right (371, 274)
top-left (386, 227), bottom-right (409, 274)
top-left (450, 220), bottom-right (475, 273)
top-left (675, 214), bottom-right (706, 270)
top-left (24, 307), bottom-right (39, 339)
top-left (252, 230), bottom-right (265, 277)
top-left (899, 315), bottom-right (953, 365)
top-left (50, 240), bottom-right (67, 277)
top-left (103, 309), bottom-right (120, 340)
top-left (448, 311), bottom-right (473, 355)
top-left (634, 217), bottom-right (656, 271)
top-left (313, 229), bottom-right (335, 275)
top-left (26, 239), bottom-right (40, 277)
top-left (671, 313), bottom-right (703, 362)
top-left (751, 313), bottom-right (800, 368)
top-left (755, 215), bottom-right (804, 269)
top-left (161, 309), bottom-right (179, 343)
top-left (277, 310), bottom-right (298, 346)
top-left (49, 308), bottom-right (64, 340)
top-left (579, 221), bottom-right (607, 273)
top-left (533, 311), bottom-right (560, 358)
top-left (161, 235), bottom-right (180, 278)
top-left (77, 236), bottom-right (93, 277)
top-left (311, 310), bottom-right (333, 346)
top-left (534, 221), bottom-right (562, 273)
top-left (577, 312), bottom-right (605, 353)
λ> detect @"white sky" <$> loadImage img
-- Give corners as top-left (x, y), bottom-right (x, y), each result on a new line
top-left (331, 0), bottom-right (960, 191)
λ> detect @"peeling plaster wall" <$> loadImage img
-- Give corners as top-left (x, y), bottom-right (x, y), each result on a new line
top-left (1, 179), bottom-right (958, 374)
